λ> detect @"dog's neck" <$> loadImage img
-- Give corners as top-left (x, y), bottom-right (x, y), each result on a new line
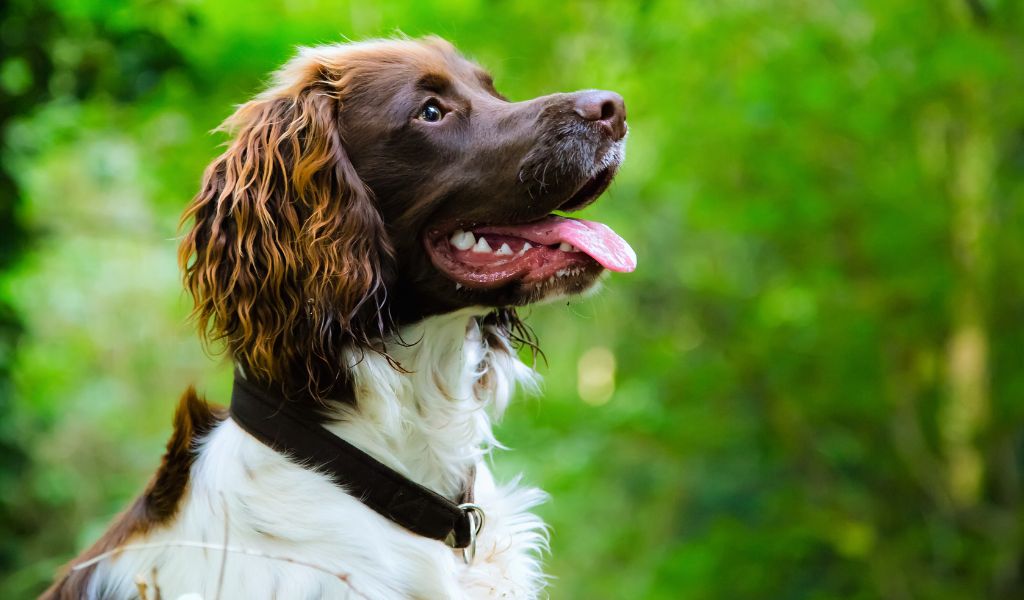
top-left (322, 309), bottom-right (537, 499)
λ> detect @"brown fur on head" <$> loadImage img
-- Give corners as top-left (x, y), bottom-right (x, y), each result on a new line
top-left (178, 45), bottom-right (394, 397)
top-left (179, 37), bottom-right (627, 398)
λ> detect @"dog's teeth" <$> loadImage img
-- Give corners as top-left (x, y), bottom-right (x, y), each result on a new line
top-left (456, 283), bottom-right (463, 290)
top-left (496, 243), bottom-right (513, 256)
top-left (521, 242), bottom-right (532, 253)
top-left (558, 242), bottom-right (574, 252)
top-left (556, 269), bottom-right (567, 277)
top-left (451, 230), bottom-right (475, 251)
top-left (471, 236), bottom-right (493, 253)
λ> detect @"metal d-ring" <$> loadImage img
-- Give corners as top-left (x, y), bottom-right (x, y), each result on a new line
top-left (458, 503), bottom-right (486, 565)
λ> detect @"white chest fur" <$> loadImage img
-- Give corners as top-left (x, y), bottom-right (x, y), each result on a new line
top-left (89, 310), bottom-right (548, 599)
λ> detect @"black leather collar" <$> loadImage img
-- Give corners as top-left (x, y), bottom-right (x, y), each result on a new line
top-left (229, 372), bottom-right (478, 549)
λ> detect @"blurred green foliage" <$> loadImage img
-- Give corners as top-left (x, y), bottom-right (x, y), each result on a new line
top-left (2, 0), bottom-right (1024, 598)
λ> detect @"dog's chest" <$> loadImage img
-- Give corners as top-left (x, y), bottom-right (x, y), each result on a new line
top-left (91, 314), bottom-right (548, 599)
top-left (93, 419), bottom-right (547, 600)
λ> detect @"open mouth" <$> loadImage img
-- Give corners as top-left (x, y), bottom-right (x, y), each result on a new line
top-left (425, 161), bottom-right (636, 291)
top-left (425, 212), bottom-right (636, 291)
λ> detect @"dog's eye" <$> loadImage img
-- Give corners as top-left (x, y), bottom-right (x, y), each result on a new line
top-left (418, 102), bottom-right (444, 123)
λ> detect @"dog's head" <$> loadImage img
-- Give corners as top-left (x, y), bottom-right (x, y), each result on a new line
top-left (179, 37), bottom-right (634, 394)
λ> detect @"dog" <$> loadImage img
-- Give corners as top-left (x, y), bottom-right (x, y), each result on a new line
top-left (44, 36), bottom-right (634, 600)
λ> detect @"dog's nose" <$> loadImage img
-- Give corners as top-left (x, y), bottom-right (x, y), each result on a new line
top-left (572, 90), bottom-right (627, 140)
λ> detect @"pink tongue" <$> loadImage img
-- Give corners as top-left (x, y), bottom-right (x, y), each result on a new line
top-left (511, 216), bottom-right (637, 272)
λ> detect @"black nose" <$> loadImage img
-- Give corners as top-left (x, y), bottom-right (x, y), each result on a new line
top-left (572, 90), bottom-right (627, 140)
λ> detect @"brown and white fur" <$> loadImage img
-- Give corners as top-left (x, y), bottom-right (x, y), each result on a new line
top-left (45, 36), bottom-right (628, 600)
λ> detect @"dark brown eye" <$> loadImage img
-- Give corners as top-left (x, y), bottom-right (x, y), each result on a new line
top-left (418, 102), bottom-right (444, 122)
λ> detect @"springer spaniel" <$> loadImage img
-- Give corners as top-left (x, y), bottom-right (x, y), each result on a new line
top-left (44, 37), bottom-right (634, 600)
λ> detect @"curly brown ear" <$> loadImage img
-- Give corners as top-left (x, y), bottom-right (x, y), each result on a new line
top-left (179, 58), bottom-right (389, 397)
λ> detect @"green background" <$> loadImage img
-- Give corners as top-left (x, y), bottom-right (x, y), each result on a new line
top-left (2, 1), bottom-right (1024, 598)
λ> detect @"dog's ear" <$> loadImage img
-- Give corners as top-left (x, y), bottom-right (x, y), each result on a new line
top-left (179, 59), bottom-right (390, 396)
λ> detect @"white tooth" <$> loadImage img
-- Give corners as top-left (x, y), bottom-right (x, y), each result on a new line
top-left (520, 242), bottom-right (533, 255)
top-left (451, 230), bottom-right (475, 251)
top-left (496, 243), bottom-right (513, 256)
top-left (559, 242), bottom-right (574, 252)
top-left (471, 236), bottom-right (493, 253)
top-left (556, 269), bottom-right (567, 277)
top-left (456, 283), bottom-right (463, 290)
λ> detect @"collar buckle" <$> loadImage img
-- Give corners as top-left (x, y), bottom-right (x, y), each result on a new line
top-left (453, 503), bottom-right (485, 564)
